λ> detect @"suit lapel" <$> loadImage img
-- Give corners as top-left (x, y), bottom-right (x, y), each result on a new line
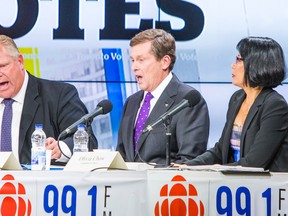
top-left (126, 91), bottom-right (143, 160)
top-left (240, 89), bottom-right (271, 155)
top-left (146, 92), bottom-right (174, 126)
top-left (19, 74), bottom-right (39, 154)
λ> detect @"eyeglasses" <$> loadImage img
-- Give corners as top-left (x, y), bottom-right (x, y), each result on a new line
top-left (235, 56), bottom-right (244, 63)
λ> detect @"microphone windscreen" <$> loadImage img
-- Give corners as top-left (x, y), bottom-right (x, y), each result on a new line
top-left (98, 99), bottom-right (113, 114)
top-left (184, 90), bottom-right (201, 107)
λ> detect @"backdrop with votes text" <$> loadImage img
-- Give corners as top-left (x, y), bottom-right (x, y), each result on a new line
top-left (0, 0), bottom-right (287, 150)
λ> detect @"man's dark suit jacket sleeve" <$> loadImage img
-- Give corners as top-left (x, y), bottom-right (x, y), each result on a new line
top-left (55, 83), bottom-right (98, 152)
top-left (19, 73), bottom-right (98, 164)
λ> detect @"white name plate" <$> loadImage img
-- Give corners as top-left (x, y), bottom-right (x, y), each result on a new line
top-left (0, 152), bottom-right (22, 170)
top-left (64, 151), bottom-right (128, 171)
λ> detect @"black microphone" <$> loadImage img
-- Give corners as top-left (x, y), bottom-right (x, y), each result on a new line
top-left (143, 90), bottom-right (201, 133)
top-left (61, 99), bottom-right (113, 137)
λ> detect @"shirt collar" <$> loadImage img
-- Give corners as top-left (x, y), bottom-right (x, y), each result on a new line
top-left (148, 72), bottom-right (173, 100)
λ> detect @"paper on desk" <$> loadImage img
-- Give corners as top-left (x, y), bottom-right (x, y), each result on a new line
top-left (178, 164), bottom-right (267, 173)
top-left (125, 162), bottom-right (155, 171)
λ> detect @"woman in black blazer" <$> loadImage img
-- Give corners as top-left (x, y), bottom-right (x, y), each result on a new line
top-left (186, 36), bottom-right (288, 171)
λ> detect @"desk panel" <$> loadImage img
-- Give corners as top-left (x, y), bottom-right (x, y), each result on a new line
top-left (0, 170), bottom-right (287, 215)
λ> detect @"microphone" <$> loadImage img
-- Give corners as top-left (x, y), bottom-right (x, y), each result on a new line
top-left (143, 90), bottom-right (201, 133)
top-left (60, 99), bottom-right (113, 137)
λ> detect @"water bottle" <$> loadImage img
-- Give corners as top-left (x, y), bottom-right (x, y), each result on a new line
top-left (31, 124), bottom-right (47, 170)
top-left (73, 124), bottom-right (89, 153)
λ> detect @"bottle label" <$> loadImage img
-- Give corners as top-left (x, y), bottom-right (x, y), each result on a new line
top-left (31, 149), bottom-right (46, 170)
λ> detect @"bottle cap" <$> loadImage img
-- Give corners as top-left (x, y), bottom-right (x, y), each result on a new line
top-left (35, 124), bottom-right (43, 129)
top-left (77, 124), bottom-right (85, 129)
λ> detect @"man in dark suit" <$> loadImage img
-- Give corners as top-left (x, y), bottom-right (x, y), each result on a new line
top-left (0, 34), bottom-right (97, 164)
top-left (117, 29), bottom-right (209, 165)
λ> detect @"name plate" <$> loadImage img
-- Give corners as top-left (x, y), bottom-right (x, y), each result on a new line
top-left (0, 152), bottom-right (22, 170)
top-left (64, 151), bottom-right (127, 171)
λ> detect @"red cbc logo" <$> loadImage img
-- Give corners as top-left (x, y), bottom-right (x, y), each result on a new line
top-left (0, 174), bottom-right (31, 216)
top-left (154, 175), bottom-right (204, 216)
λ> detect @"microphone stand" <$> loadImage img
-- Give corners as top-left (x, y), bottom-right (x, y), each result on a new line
top-left (85, 117), bottom-right (94, 151)
top-left (163, 115), bottom-right (172, 167)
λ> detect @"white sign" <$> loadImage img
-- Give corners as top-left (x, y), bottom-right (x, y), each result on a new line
top-left (0, 152), bottom-right (22, 170)
top-left (64, 151), bottom-right (127, 171)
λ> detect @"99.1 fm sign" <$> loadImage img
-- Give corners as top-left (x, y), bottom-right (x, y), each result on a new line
top-left (152, 174), bottom-right (288, 216)
top-left (210, 179), bottom-right (288, 216)
top-left (0, 172), bottom-right (147, 216)
top-left (0, 173), bottom-right (101, 216)
top-left (0, 0), bottom-right (204, 41)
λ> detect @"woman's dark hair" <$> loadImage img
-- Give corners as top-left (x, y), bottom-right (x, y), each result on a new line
top-left (237, 36), bottom-right (286, 88)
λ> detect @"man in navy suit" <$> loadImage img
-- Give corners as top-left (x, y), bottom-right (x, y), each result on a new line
top-left (117, 29), bottom-right (209, 165)
top-left (0, 34), bottom-right (97, 164)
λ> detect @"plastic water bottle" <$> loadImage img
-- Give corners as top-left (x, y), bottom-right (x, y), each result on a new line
top-left (73, 124), bottom-right (89, 153)
top-left (31, 124), bottom-right (47, 170)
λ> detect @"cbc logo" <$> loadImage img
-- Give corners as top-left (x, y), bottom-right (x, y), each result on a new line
top-left (154, 175), bottom-right (204, 216)
top-left (0, 174), bottom-right (31, 216)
